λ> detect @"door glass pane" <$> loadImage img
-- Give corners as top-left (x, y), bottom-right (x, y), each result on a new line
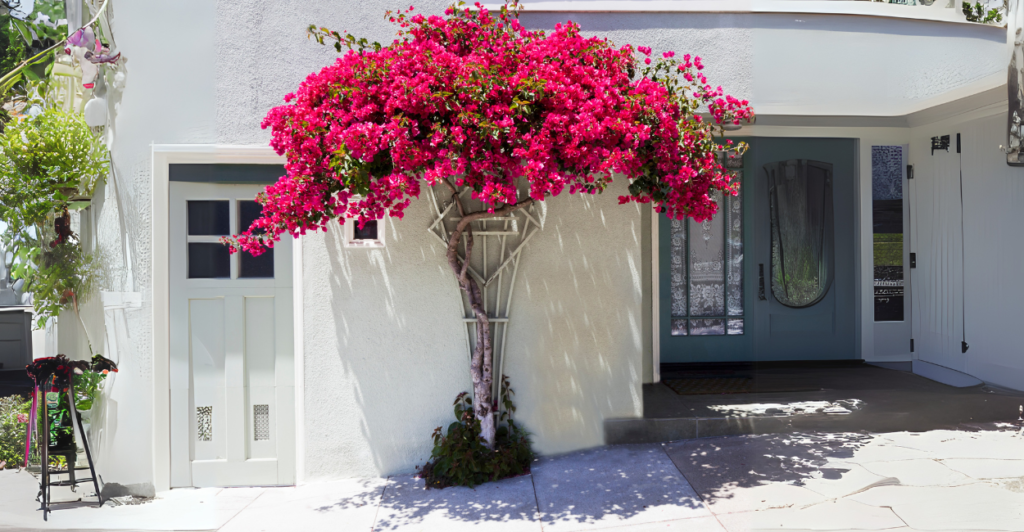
top-left (188, 201), bottom-right (230, 236)
top-left (189, 243), bottom-right (231, 278)
top-left (354, 220), bottom-right (379, 240)
top-left (671, 318), bottom-right (688, 336)
top-left (240, 250), bottom-right (274, 278)
top-left (872, 146), bottom-right (905, 321)
top-left (727, 181), bottom-right (744, 316)
top-left (238, 201), bottom-right (274, 278)
top-left (670, 219), bottom-right (687, 317)
top-left (690, 318), bottom-right (725, 336)
top-left (766, 160), bottom-right (834, 308)
top-left (727, 319), bottom-right (744, 335)
top-left (689, 191), bottom-right (725, 317)
top-left (667, 159), bottom-right (744, 336)
top-left (238, 200), bottom-right (265, 235)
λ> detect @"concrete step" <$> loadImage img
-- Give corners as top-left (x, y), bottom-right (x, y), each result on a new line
top-left (604, 410), bottom-right (1005, 445)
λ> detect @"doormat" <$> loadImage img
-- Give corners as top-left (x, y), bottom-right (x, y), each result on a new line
top-left (663, 378), bottom-right (821, 395)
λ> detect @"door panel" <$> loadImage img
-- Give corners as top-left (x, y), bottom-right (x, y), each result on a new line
top-left (170, 182), bottom-right (294, 488)
top-left (659, 138), bottom-right (857, 363)
top-left (753, 138), bottom-right (857, 360)
top-left (911, 144), bottom-right (965, 371)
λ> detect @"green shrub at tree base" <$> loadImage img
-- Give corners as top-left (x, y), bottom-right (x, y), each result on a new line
top-left (418, 376), bottom-right (533, 489)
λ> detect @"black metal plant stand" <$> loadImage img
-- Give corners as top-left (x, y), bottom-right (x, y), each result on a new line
top-left (36, 375), bottom-right (103, 520)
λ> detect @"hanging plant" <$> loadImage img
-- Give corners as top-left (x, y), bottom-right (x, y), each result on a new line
top-left (0, 106), bottom-right (107, 327)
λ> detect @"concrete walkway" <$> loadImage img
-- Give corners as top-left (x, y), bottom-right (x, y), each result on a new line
top-left (2, 427), bottom-right (1024, 531)
top-left (609, 364), bottom-right (1024, 444)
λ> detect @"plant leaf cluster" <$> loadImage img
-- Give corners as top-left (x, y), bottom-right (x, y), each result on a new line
top-left (0, 0), bottom-right (67, 116)
top-left (0, 107), bottom-right (107, 327)
top-left (418, 376), bottom-right (533, 489)
top-left (962, 1), bottom-right (1003, 23)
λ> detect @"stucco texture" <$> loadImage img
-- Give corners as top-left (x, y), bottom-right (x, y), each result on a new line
top-left (301, 178), bottom-right (644, 478)
top-left (301, 201), bottom-right (468, 479)
top-left (79, 0), bottom-right (218, 494)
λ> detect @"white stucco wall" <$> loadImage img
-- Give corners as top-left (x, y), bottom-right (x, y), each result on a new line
top-left (77, 0), bottom-right (218, 496)
top-left (76, 0), bottom-right (1022, 489)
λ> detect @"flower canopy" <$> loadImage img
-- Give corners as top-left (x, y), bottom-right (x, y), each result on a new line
top-left (231, 2), bottom-right (753, 255)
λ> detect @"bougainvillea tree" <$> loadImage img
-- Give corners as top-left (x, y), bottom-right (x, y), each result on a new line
top-left (226, 2), bottom-right (753, 446)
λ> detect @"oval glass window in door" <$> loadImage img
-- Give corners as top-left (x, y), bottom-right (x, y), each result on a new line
top-left (765, 159), bottom-right (835, 308)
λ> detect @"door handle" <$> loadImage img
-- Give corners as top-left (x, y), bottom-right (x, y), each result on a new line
top-left (758, 264), bottom-right (766, 300)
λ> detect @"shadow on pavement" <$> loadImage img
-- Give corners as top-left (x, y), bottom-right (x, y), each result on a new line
top-left (664, 432), bottom-right (876, 503)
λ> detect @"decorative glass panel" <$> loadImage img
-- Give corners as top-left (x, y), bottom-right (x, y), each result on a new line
top-left (670, 219), bottom-right (687, 317)
top-left (689, 191), bottom-right (725, 317)
top-left (671, 319), bottom-right (688, 336)
top-left (253, 404), bottom-right (270, 441)
top-left (872, 146), bottom-right (905, 321)
top-left (188, 201), bottom-right (229, 236)
top-left (668, 159), bottom-right (744, 336)
top-left (197, 406), bottom-right (213, 442)
top-left (727, 319), bottom-right (744, 335)
top-left (690, 318), bottom-right (725, 336)
top-left (767, 160), bottom-right (834, 308)
top-left (188, 243), bottom-right (230, 279)
top-left (727, 177), bottom-right (744, 316)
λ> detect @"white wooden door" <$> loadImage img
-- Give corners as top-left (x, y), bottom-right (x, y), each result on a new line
top-left (911, 141), bottom-right (965, 372)
top-left (169, 182), bottom-right (294, 487)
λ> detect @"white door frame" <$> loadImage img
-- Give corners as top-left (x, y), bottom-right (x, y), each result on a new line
top-left (152, 145), bottom-right (304, 492)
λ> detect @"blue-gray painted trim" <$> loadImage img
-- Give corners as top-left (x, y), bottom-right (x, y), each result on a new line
top-left (169, 164), bottom-right (285, 184)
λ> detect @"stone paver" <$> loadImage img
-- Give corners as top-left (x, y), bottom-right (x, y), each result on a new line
top-left (715, 499), bottom-right (906, 531)
top-left (798, 463), bottom-right (891, 499)
top-left (940, 458), bottom-right (1024, 479)
top-left (849, 484), bottom-right (1024, 531)
top-left (3, 429), bottom-right (1024, 531)
top-left (531, 444), bottom-right (710, 531)
top-left (858, 459), bottom-right (975, 487)
top-left (218, 478), bottom-right (386, 532)
top-left (373, 473), bottom-right (539, 531)
top-left (878, 431), bottom-right (1024, 460)
top-left (574, 516), bottom-right (727, 531)
top-left (0, 468), bottom-right (263, 530)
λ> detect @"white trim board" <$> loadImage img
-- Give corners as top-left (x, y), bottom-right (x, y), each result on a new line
top-left (651, 205), bottom-right (660, 384)
top-left (151, 144), bottom-right (302, 492)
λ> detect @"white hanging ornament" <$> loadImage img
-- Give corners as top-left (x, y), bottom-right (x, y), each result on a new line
top-left (84, 97), bottom-right (107, 127)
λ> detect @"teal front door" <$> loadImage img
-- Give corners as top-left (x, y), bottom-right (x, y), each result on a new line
top-left (659, 138), bottom-right (858, 363)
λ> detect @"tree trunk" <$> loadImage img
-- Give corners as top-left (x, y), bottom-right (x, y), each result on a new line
top-left (444, 189), bottom-right (532, 448)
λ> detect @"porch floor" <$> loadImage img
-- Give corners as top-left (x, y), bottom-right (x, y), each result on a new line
top-left (606, 363), bottom-right (1024, 444)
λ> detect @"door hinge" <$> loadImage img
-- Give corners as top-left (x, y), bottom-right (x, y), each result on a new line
top-left (910, 339), bottom-right (915, 352)
top-left (956, 133), bottom-right (961, 154)
top-left (909, 253), bottom-right (916, 268)
top-left (907, 164), bottom-right (914, 179)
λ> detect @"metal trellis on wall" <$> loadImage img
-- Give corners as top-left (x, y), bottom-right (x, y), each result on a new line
top-left (426, 184), bottom-right (542, 401)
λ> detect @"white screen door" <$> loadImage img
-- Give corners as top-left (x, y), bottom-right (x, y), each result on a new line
top-left (169, 182), bottom-right (295, 487)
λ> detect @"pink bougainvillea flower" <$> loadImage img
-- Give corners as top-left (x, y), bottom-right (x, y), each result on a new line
top-left (225, 2), bottom-right (754, 257)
